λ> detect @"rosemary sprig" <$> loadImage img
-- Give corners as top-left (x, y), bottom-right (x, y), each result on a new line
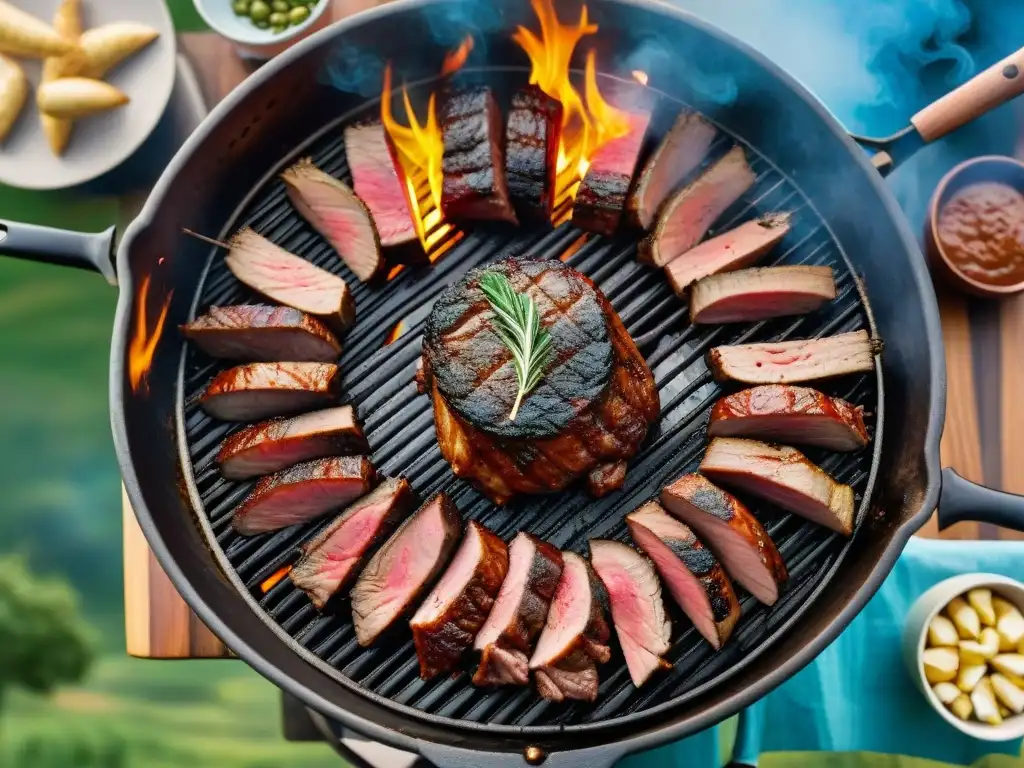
top-left (479, 271), bottom-right (553, 422)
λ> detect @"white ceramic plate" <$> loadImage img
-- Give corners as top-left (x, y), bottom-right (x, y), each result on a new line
top-left (0, 0), bottom-right (177, 190)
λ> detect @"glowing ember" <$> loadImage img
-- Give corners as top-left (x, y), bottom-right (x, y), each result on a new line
top-left (632, 69), bottom-right (648, 86)
top-left (260, 565), bottom-right (292, 593)
top-left (383, 320), bottom-right (407, 346)
top-left (386, 263), bottom-right (406, 281)
top-left (128, 275), bottom-right (172, 394)
top-left (514, 0), bottom-right (632, 212)
top-left (559, 233), bottom-right (589, 262)
top-left (441, 35), bottom-right (474, 76)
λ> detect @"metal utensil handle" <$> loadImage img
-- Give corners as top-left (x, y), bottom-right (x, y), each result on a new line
top-left (417, 741), bottom-right (627, 768)
top-left (911, 45), bottom-right (1024, 142)
top-left (0, 220), bottom-right (117, 286)
top-left (937, 467), bottom-right (1024, 531)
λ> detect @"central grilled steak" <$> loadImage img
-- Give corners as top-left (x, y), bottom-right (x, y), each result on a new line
top-left (422, 258), bottom-right (659, 504)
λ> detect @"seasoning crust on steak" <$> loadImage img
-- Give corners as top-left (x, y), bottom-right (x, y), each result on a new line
top-left (422, 258), bottom-right (659, 504)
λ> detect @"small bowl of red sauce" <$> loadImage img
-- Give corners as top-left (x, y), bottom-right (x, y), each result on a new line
top-left (926, 155), bottom-right (1024, 297)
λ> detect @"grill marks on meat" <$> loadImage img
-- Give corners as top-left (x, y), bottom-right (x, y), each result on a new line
top-left (709, 385), bottom-right (869, 452)
top-left (290, 477), bottom-right (415, 609)
top-left (225, 228), bottom-right (355, 334)
top-left (281, 158), bottom-right (384, 282)
top-left (530, 552), bottom-right (611, 703)
top-left (440, 86), bottom-right (517, 224)
top-left (344, 121), bottom-right (419, 252)
top-left (626, 502), bottom-right (740, 650)
top-left (351, 492), bottom-right (461, 646)
top-left (423, 258), bottom-right (659, 504)
top-left (660, 473), bottom-right (787, 606)
top-left (665, 212), bottom-right (791, 296)
top-left (411, 521), bottom-right (508, 679)
top-left (572, 111), bottom-right (651, 236)
top-left (690, 266), bottom-right (836, 325)
top-left (232, 456), bottom-right (376, 536)
top-left (505, 86), bottom-right (562, 222)
top-left (708, 330), bottom-right (878, 385)
top-left (181, 304), bottom-right (341, 363)
top-left (628, 112), bottom-right (717, 230)
top-left (590, 540), bottom-right (671, 687)
top-left (701, 438), bottom-right (855, 535)
top-left (217, 405), bottom-right (369, 480)
top-left (641, 146), bottom-right (756, 268)
top-left (200, 362), bottom-right (341, 422)
top-left (473, 533), bottom-right (563, 686)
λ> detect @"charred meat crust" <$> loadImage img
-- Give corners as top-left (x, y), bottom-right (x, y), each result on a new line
top-left (440, 86), bottom-right (517, 224)
top-left (505, 86), bottom-right (563, 221)
top-left (411, 521), bottom-right (509, 679)
top-left (180, 304), bottom-right (342, 363)
top-left (573, 113), bottom-right (650, 236)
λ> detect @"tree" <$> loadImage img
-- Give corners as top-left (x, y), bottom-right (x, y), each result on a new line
top-left (0, 555), bottom-right (95, 721)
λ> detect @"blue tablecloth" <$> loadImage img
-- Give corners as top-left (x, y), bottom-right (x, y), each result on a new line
top-left (618, 537), bottom-right (1024, 768)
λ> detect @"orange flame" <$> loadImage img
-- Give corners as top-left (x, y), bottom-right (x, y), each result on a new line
top-left (513, 0), bottom-right (632, 211)
top-left (559, 233), bottom-right (589, 262)
top-left (128, 275), bottom-right (172, 394)
top-left (383, 320), bottom-right (407, 346)
top-left (441, 35), bottom-right (474, 76)
top-left (386, 263), bottom-right (406, 281)
top-left (632, 69), bottom-right (649, 86)
top-left (260, 564), bottom-right (292, 593)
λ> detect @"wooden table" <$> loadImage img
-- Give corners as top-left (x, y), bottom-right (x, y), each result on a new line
top-left (122, 8), bottom-right (1024, 658)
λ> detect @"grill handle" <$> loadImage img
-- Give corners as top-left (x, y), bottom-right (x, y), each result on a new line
top-left (0, 219), bottom-right (117, 286)
top-left (416, 742), bottom-right (626, 768)
top-left (937, 467), bottom-right (1024, 531)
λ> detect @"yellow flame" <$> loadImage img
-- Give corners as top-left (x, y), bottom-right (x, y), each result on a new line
top-left (382, 64), bottom-right (444, 216)
top-left (128, 275), bottom-right (172, 394)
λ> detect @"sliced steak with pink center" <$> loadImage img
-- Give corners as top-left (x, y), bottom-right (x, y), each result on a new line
top-left (529, 552), bottom-right (611, 703)
top-left (626, 502), bottom-right (740, 650)
top-left (660, 473), bottom-right (788, 606)
top-left (708, 385), bottom-right (869, 452)
top-left (232, 456), bottom-right (376, 536)
top-left (707, 330), bottom-right (878, 385)
top-left (701, 438), bottom-right (855, 535)
top-left (641, 145), bottom-right (756, 267)
top-left (225, 228), bottom-right (355, 334)
top-left (410, 521), bottom-right (509, 679)
top-left (664, 212), bottom-right (791, 296)
top-left (290, 477), bottom-right (415, 609)
top-left (351, 492), bottom-right (461, 647)
top-left (589, 539), bottom-right (672, 687)
top-left (200, 362), bottom-right (341, 422)
top-left (180, 304), bottom-right (341, 363)
top-left (473, 532), bottom-right (563, 686)
top-left (690, 266), bottom-right (836, 325)
top-left (281, 158), bottom-right (383, 282)
top-left (217, 405), bottom-right (369, 481)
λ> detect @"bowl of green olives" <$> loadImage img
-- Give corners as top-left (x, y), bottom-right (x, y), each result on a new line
top-left (193, 0), bottom-right (329, 54)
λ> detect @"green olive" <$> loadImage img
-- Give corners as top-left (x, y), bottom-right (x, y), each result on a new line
top-left (288, 5), bottom-right (310, 23)
top-left (268, 11), bottom-right (288, 26)
top-left (271, 23), bottom-right (287, 33)
top-left (271, 0), bottom-right (290, 11)
top-left (249, 0), bottom-right (271, 22)
top-left (232, 0), bottom-right (251, 15)
top-left (254, 18), bottom-right (270, 28)
top-left (287, 0), bottom-right (305, 5)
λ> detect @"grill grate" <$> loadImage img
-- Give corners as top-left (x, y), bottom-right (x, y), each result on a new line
top-left (180, 83), bottom-right (877, 730)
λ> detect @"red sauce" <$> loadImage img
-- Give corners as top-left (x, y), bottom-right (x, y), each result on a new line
top-left (937, 181), bottom-right (1024, 287)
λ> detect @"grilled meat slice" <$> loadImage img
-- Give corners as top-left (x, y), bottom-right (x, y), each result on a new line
top-left (351, 492), bottom-right (461, 646)
top-left (232, 456), bottom-right (376, 536)
top-left (641, 146), bottom-right (756, 267)
top-left (708, 385), bottom-right (869, 451)
top-left (200, 362), bottom-right (341, 422)
top-left (181, 304), bottom-right (341, 363)
top-left (628, 112), bottom-right (718, 230)
top-left (665, 212), bottom-right (791, 296)
top-left (690, 266), bottom-right (836, 325)
top-left (505, 86), bottom-right (563, 221)
top-left (440, 86), bottom-right (516, 224)
top-left (290, 477), bottom-right (416, 609)
top-left (530, 552), bottom-right (611, 703)
top-left (281, 158), bottom-right (383, 282)
top-left (708, 330), bottom-right (877, 385)
top-left (590, 539), bottom-right (671, 687)
top-left (225, 228), bottom-right (355, 334)
top-left (660, 473), bottom-right (788, 606)
top-left (586, 460), bottom-right (628, 497)
top-left (217, 405), bottom-right (369, 481)
top-left (701, 438), bottom-right (855, 535)
top-left (344, 121), bottom-right (419, 252)
top-left (573, 111), bottom-right (651, 235)
top-left (411, 521), bottom-right (508, 679)
top-left (422, 258), bottom-right (659, 505)
top-left (473, 533), bottom-right (563, 686)
top-left (626, 502), bottom-right (740, 650)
